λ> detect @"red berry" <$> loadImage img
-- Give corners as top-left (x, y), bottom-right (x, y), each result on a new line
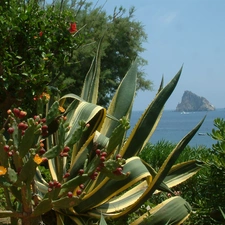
top-left (78, 169), bottom-right (84, 175)
top-left (7, 109), bottom-right (12, 115)
top-left (63, 146), bottom-right (70, 153)
top-left (100, 156), bottom-right (106, 161)
top-left (42, 125), bottom-right (48, 131)
top-left (76, 189), bottom-right (82, 195)
top-left (41, 118), bottom-right (46, 123)
top-left (60, 152), bottom-right (68, 157)
top-left (53, 180), bottom-right (59, 187)
top-left (90, 172), bottom-right (98, 180)
top-left (48, 181), bottom-right (54, 188)
top-left (101, 152), bottom-right (107, 157)
top-left (34, 115), bottom-right (40, 121)
top-left (116, 154), bottom-right (122, 160)
top-left (18, 122), bottom-right (27, 130)
top-left (67, 191), bottom-right (73, 198)
top-left (7, 151), bottom-right (13, 157)
top-left (95, 149), bottom-right (101, 156)
top-left (79, 184), bottom-right (85, 189)
top-left (7, 127), bottom-right (14, 134)
top-left (23, 123), bottom-right (28, 130)
top-left (18, 111), bottom-right (27, 119)
top-left (63, 172), bottom-right (70, 178)
top-left (42, 157), bottom-right (48, 162)
top-left (55, 182), bottom-right (61, 188)
top-left (13, 108), bottom-right (20, 117)
top-left (113, 167), bottom-right (123, 175)
top-left (4, 145), bottom-right (10, 152)
top-left (39, 148), bottom-right (46, 155)
top-left (18, 123), bottom-right (24, 130)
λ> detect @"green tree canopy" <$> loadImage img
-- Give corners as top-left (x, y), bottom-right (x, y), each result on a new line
top-left (0, 0), bottom-right (152, 122)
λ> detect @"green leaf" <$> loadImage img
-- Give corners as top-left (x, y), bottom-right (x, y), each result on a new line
top-left (81, 36), bottom-right (103, 104)
top-left (18, 119), bottom-right (36, 158)
top-left (52, 196), bottom-right (80, 209)
top-left (130, 196), bottom-right (191, 225)
top-left (99, 213), bottom-right (108, 225)
top-left (121, 67), bottom-right (182, 159)
top-left (101, 59), bottom-right (137, 137)
top-left (74, 157), bottom-right (149, 213)
top-left (32, 199), bottom-right (52, 217)
top-left (46, 101), bottom-right (60, 126)
top-left (164, 160), bottom-right (205, 188)
top-left (7, 168), bottom-right (18, 184)
top-left (43, 145), bottom-right (60, 159)
top-left (0, 134), bottom-right (8, 167)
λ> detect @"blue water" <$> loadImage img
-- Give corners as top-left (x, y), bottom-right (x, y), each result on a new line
top-left (129, 109), bottom-right (225, 148)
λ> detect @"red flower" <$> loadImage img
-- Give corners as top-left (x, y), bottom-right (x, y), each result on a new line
top-left (69, 22), bottom-right (77, 34)
top-left (39, 31), bottom-right (43, 37)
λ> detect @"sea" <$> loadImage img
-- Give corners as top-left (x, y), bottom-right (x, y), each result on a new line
top-left (129, 109), bottom-right (225, 148)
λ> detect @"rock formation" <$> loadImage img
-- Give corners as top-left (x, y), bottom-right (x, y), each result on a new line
top-left (176, 91), bottom-right (215, 112)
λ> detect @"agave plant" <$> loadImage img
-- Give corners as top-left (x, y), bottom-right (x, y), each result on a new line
top-left (0, 42), bottom-right (205, 225)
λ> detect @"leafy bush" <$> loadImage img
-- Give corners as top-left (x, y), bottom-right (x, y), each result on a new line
top-left (140, 132), bottom-right (225, 225)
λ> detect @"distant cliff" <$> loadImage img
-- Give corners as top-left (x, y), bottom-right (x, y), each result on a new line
top-left (176, 91), bottom-right (215, 112)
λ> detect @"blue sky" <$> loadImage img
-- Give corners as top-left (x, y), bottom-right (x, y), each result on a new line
top-left (95, 0), bottom-right (225, 111)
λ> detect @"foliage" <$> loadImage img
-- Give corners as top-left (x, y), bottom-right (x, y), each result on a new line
top-left (140, 134), bottom-right (225, 225)
top-left (0, 0), bottom-right (152, 124)
top-left (0, 0), bottom-right (81, 123)
top-left (0, 45), bottom-right (205, 224)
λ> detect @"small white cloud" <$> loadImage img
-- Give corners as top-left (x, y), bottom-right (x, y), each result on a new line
top-left (160, 11), bottom-right (178, 24)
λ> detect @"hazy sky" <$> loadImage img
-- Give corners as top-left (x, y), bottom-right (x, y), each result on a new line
top-left (95, 0), bottom-right (225, 111)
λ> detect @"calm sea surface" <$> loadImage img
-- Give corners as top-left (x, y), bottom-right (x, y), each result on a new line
top-left (130, 109), bottom-right (225, 148)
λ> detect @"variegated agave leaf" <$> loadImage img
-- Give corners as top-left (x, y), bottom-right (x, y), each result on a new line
top-left (121, 67), bottom-right (182, 159)
top-left (130, 196), bottom-right (191, 225)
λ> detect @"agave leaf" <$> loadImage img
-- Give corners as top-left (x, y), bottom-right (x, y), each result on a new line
top-left (101, 59), bottom-right (137, 137)
top-left (91, 181), bottom-right (148, 215)
top-left (56, 213), bottom-right (65, 225)
top-left (100, 213), bottom-right (108, 225)
top-left (142, 160), bottom-right (174, 194)
top-left (111, 117), bottom-right (204, 218)
top-left (148, 117), bottom-right (205, 195)
top-left (106, 117), bottom-right (130, 156)
top-left (163, 160), bottom-right (205, 188)
top-left (121, 67), bottom-right (182, 159)
top-left (80, 36), bottom-right (103, 104)
top-left (66, 102), bottom-right (106, 149)
top-left (67, 215), bottom-right (88, 225)
top-left (130, 196), bottom-right (191, 225)
top-left (35, 180), bottom-right (48, 195)
top-left (74, 157), bottom-right (150, 213)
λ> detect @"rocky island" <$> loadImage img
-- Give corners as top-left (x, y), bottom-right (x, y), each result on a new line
top-left (176, 91), bottom-right (215, 112)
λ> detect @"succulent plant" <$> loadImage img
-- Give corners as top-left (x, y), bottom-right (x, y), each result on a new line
top-left (0, 43), bottom-right (205, 225)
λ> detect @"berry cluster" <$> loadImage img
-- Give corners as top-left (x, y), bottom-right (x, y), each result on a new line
top-left (76, 183), bottom-right (85, 196)
top-left (12, 108), bottom-right (27, 119)
top-left (33, 116), bottom-right (48, 136)
top-left (48, 180), bottom-right (62, 192)
top-left (3, 145), bottom-right (14, 157)
top-left (59, 146), bottom-right (70, 157)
